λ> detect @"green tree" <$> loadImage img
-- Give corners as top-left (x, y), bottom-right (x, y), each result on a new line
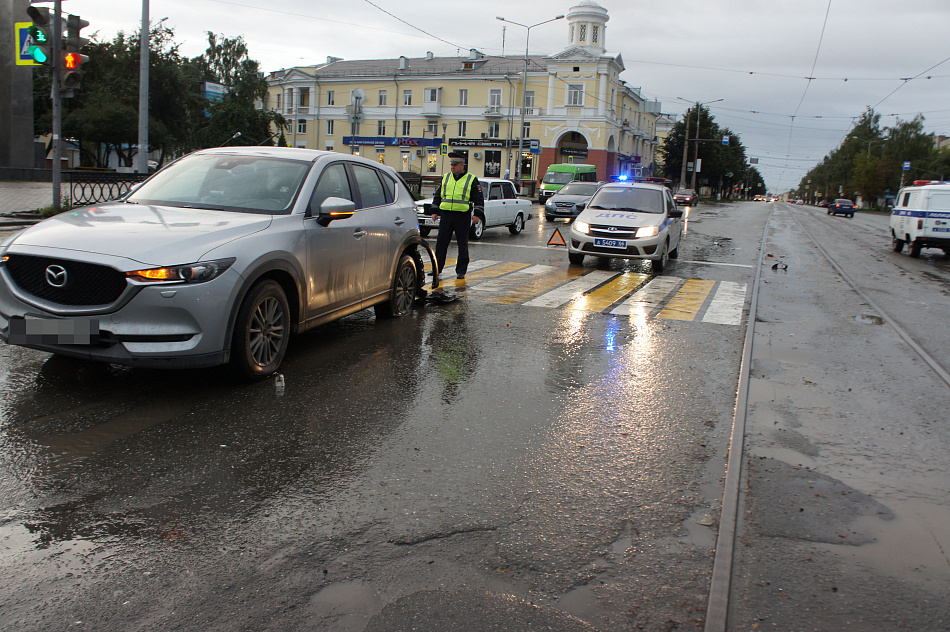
top-left (190, 33), bottom-right (286, 148)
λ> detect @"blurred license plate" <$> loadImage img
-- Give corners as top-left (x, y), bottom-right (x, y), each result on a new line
top-left (8, 316), bottom-right (99, 345)
top-left (594, 238), bottom-right (626, 249)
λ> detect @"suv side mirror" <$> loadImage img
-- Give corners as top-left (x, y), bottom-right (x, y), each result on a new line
top-left (669, 207), bottom-right (684, 219)
top-left (315, 197), bottom-right (356, 226)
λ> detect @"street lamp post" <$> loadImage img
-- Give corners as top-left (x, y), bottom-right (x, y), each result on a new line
top-left (496, 14), bottom-right (564, 187)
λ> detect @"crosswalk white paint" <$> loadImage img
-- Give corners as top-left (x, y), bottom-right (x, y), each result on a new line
top-left (522, 270), bottom-right (618, 308)
top-left (702, 281), bottom-right (747, 325)
top-left (431, 258), bottom-right (747, 325)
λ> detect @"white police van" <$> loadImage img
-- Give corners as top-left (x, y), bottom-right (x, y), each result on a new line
top-left (889, 181), bottom-right (950, 257)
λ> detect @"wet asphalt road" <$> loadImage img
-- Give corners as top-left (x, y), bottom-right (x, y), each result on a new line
top-left (1, 202), bottom-right (949, 631)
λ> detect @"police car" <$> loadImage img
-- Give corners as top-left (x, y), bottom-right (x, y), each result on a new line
top-left (567, 181), bottom-right (684, 272)
top-left (890, 181), bottom-right (950, 257)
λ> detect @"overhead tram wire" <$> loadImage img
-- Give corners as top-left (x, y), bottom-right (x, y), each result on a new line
top-left (872, 53), bottom-right (950, 109)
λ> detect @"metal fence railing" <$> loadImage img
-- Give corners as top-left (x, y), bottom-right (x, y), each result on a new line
top-left (67, 171), bottom-right (150, 207)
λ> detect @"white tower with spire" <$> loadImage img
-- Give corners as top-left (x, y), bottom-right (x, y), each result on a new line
top-left (566, 0), bottom-right (609, 54)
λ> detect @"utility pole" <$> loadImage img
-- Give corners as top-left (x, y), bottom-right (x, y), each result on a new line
top-left (678, 108), bottom-right (690, 190)
top-left (51, 0), bottom-right (62, 208)
top-left (135, 0), bottom-right (149, 173)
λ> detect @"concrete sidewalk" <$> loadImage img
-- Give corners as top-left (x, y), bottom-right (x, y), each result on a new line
top-left (0, 180), bottom-right (58, 216)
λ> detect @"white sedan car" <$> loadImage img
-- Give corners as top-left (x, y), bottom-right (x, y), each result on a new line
top-left (415, 178), bottom-right (532, 239)
top-left (567, 182), bottom-right (684, 272)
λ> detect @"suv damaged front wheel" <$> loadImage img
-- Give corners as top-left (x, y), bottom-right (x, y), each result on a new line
top-left (375, 254), bottom-right (418, 318)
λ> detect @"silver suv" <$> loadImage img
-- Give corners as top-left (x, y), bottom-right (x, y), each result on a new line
top-left (0, 147), bottom-right (433, 381)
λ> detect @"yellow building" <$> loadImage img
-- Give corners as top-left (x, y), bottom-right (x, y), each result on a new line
top-left (263, 1), bottom-right (660, 192)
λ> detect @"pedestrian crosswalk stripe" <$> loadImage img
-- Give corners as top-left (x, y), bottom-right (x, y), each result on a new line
top-left (608, 276), bottom-right (683, 317)
top-left (425, 259), bottom-right (745, 325)
top-left (468, 265), bottom-right (560, 294)
top-left (657, 278), bottom-right (716, 321)
top-left (702, 281), bottom-right (747, 325)
top-left (523, 270), bottom-right (617, 308)
top-left (487, 266), bottom-right (592, 304)
top-left (568, 272), bottom-right (651, 312)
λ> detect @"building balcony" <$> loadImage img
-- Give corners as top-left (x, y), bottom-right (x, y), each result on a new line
top-left (422, 102), bottom-right (442, 117)
top-left (483, 106), bottom-right (504, 117)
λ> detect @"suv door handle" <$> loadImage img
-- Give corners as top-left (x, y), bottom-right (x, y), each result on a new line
top-left (353, 229), bottom-right (367, 238)
top-left (394, 217), bottom-right (405, 225)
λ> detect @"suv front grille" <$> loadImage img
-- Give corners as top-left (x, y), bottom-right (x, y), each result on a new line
top-left (4, 254), bottom-right (128, 306)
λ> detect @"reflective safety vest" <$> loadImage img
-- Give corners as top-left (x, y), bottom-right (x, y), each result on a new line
top-left (439, 172), bottom-right (475, 212)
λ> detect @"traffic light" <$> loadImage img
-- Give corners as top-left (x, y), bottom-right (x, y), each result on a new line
top-left (25, 6), bottom-right (53, 65)
top-left (60, 50), bottom-right (89, 90)
top-left (64, 14), bottom-right (89, 52)
top-left (62, 15), bottom-right (90, 91)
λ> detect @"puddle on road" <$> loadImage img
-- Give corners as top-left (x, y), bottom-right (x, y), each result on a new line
top-left (855, 313), bottom-right (885, 326)
top-left (834, 500), bottom-right (950, 587)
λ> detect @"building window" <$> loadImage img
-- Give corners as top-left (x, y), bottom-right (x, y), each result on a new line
top-left (297, 119), bottom-right (306, 134)
top-left (327, 90), bottom-right (335, 106)
top-left (522, 122), bottom-right (530, 139)
top-left (489, 88), bottom-right (502, 107)
top-left (458, 121), bottom-right (467, 137)
top-left (378, 90), bottom-right (387, 106)
top-left (403, 90), bottom-right (412, 106)
top-left (459, 89), bottom-right (468, 106)
top-left (275, 92), bottom-right (281, 110)
top-left (327, 119), bottom-right (334, 135)
top-left (592, 25), bottom-right (599, 43)
top-left (377, 120), bottom-right (386, 136)
top-left (579, 24), bottom-right (587, 42)
top-left (488, 121), bottom-right (500, 138)
top-left (567, 84), bottom-right (584, 106)
top-left (402, 120), bottom-right (411, 136)
top-left (524, 91), bottom-right (535, 108)
top-left (427, 121), bottom-right (439, 135)
top-left (425, 87), bottom-right (439, 102)
top-left (570, 24), bottom-right (574, 43)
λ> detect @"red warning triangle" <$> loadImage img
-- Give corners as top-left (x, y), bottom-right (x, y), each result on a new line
top-left (547, 227), bottom-right (567, 247)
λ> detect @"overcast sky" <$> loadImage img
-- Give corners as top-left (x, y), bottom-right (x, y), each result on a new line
top-left (61, 0), bottom-right (950, 192)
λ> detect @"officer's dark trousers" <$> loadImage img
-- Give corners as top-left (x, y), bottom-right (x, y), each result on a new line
top-left (434, 210), bottom-right (473, 277)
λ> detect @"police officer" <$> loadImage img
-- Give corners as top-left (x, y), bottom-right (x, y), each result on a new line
top-left (431, 152), bottom-right (485, 280)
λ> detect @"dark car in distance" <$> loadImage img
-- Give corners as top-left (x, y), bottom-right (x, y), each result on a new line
top-left (673, 189), bottom-right (699, 206)
top-left (829, 198), bottom-right (855, 217)
top-left (543, 181), bottom-right (604, 221)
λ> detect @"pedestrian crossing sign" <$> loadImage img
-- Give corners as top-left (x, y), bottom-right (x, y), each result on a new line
top-left (16, 22), bottom-right (40, 66)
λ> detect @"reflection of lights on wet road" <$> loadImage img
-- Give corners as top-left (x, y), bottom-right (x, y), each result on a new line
top-left (602, 318), bottom-right (621, 351)
top-left (683, 206), bottom-right (691, 234)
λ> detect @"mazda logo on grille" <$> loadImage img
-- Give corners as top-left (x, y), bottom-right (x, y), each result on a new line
top-left (45, 265), bottom-right (68, 288)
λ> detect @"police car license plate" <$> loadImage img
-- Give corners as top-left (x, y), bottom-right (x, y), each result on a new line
top-left (594, 237), bottom-right (626, 249)
top-left (7, 316), bottom-right (100, 345)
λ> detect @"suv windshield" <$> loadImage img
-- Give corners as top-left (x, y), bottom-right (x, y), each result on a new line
top-left (588, 187), bottom-right (664, 213)
top-left (557, 182), bottom-right (601, 196)
top-left (127, 154), bottom-right (313, 215)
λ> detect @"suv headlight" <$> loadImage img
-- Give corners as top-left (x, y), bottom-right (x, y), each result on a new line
top-left (127, 258), bottom-right (235, 283)
top-left (574, 220), bottom-right (590, 234)
top-left (635, 226), bottom-right (658, 238)
top-left (545, 200), bottom-right (555, 210)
